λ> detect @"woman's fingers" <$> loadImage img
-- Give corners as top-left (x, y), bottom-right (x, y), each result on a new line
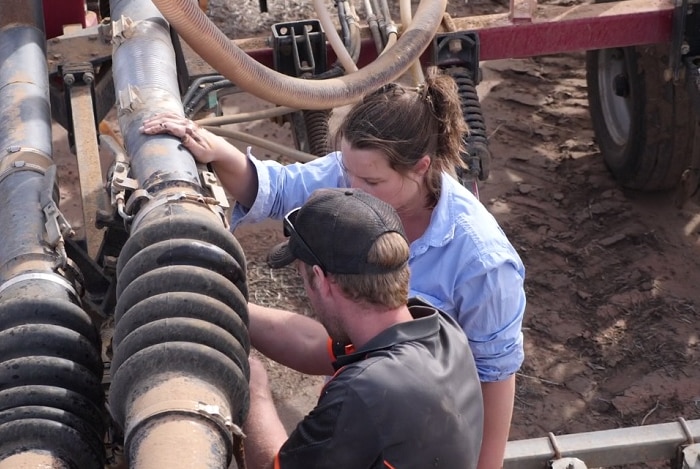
top-left (138, 114), bottom-right (214, 162)
top-left (140, 114), bottom-right (192, 137)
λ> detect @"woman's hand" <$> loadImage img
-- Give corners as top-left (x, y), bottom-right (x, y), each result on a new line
top-left (140, 113), bottom-right (225, 164)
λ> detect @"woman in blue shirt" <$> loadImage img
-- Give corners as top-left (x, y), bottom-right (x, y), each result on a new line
top-left (142, 67), bottom-right (526, 469)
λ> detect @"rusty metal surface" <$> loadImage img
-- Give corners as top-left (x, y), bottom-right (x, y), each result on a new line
top-left (47, 29), bottom-right (112, 76)
top-left (69, 84), bottom-right (106, 259)
top-left (0, 0), bottom-right (44, 27)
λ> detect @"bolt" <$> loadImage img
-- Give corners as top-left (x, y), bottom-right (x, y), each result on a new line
top-left (612, 73), bottom-right (630, 97)
top-left (83, 72), bottom-right (95, 84)
top-left (664, 68), bottom-right (674, 83)
top-left (448, 39), bottom-right (463, 54)
top-left (681, 41), bottom-right (690, 56)
top-left (64, 73), bottom-right (75, 86)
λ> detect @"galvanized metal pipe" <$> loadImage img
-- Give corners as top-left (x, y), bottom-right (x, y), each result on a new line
top-left (0, 4), bottom-right (55, 280)
top-left (110, 0), bottom-right (200, 194)
top-left (0, 2), bottom-right (106, 468)
top-left (504, 418), bottom-right (700, 469)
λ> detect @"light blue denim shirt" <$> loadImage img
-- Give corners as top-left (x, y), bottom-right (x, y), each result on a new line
top-left (232, 150), bottom-right (526, 382)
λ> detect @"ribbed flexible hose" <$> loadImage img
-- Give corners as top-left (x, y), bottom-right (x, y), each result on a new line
top-left (447, 66), bottom-right (492, 181)
top-left (303, 110), bottom-right (331, 156)
top-left (109, 203), bottom-right (250, 468)
top-left (151, 0), bottom-right (446, 109)
top-left (0, 2), bottom-right (106, 467)
top-left (108, 1), bottom-right (250, 467)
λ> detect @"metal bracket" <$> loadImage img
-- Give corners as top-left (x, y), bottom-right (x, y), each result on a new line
top-left (550, 458), bottom-right (588, 469)
top-left (681, 443), bottom-right (700, 468)
top-left (546, 432), bottom-right (589, 469)
top-left (200, 170), bottom-right (230, 210)
top-left (675, 417), bottom-right (700, 469)
top-left (272, 20), bottom-right (326, 77)
top-left (102, 133), bottom-right (140, 222)
top-left (668, 0), bottom-right (690, 83)
top-left (61, 61), bottom-right (96, 89)
top-left (40, 166), bottom-right (74, 268)
top-left (432, 31), bottom-right (481, 84)
top-left (111, 15), bottom-right (136, 45)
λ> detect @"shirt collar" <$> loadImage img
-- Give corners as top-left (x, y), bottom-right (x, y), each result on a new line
top-left (413, 173), bottom-right (461, 251)
top-left (332, 299), bottom-right (440, 369)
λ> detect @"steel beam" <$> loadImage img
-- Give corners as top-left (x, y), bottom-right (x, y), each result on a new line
top-left (504, 418), bottom-right (700, 469)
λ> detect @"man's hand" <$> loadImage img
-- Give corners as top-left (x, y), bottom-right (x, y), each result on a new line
top-left (243, 355), bottom-right (289, 469)
top-left (248, 354), bottom-right (273, 399)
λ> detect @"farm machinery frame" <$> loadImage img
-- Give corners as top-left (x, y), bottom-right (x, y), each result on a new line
top-left (0, 0), bottom-right (698, 468)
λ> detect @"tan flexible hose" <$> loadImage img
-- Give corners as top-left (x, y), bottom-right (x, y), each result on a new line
top-left (400, 0), bottom-right (425, 85)
top-left (313, 0), bottom-right (358, 74)
top-left (151, 0), bottom-right (446, 110)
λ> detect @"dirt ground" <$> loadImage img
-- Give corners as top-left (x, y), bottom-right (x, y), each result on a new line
top-left (52, 0), bottom-right (700, 467)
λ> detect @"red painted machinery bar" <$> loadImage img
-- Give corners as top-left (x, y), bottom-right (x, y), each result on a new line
top-left (42, 0), bottom-right (86, 39)
top-left (458, 0), bottom-right (675, 60)
top-left (239, 0), bottom-right (674, 69)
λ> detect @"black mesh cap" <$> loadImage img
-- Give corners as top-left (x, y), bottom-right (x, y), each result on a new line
top-left (267, 188), bottom-right (408, 274)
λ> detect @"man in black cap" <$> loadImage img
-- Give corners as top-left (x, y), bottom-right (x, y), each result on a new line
top-left (243, 188), bottom-right (484, 469)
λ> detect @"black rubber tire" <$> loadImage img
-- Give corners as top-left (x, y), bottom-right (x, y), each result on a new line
top-left (586, 44), bottom-right (697, 191)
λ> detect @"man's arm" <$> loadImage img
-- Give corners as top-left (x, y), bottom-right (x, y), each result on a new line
top-left (477, 375), bottom-right (515, 469)
top-left (243, 356), bottom-right (288, 469)
top-left (248, 303), bottom-right (335, 375)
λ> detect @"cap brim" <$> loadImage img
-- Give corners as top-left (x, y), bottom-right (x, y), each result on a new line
top-left (267, 240), bottom-right (296, 269)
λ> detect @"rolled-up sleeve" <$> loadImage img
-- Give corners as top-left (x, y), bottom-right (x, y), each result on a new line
top-left (231, 150), bottom-right (346, 229)
top-left (453, 252), bottom-right (525, 382)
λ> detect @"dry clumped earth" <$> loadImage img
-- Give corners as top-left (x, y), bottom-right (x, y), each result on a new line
top-left (52, 0), bottom-right (699, 467)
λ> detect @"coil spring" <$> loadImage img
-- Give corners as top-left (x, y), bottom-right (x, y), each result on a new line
top-left (446, 66), bottom-right (492, 183)
top-left (303, 110), bottom-right (331, 157)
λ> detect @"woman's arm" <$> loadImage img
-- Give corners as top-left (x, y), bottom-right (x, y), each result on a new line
top-left (478, 376), bottom-right (516, 469)
top-left (141, 113), bottom-right (258, 207)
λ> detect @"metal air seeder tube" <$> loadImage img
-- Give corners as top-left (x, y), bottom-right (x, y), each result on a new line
top-left (108, 1), bottom-right (250, 467)
top-left (0, 1), bottom-right (106, 467)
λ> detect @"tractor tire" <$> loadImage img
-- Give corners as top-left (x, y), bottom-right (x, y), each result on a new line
top-left (585, 44), bottom-right (697, 191)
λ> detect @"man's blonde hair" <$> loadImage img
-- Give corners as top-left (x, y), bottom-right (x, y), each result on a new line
top-left (304, 232), bottom-right (409, 308)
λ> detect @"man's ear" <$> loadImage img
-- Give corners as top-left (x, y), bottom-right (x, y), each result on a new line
top-left (313, 265), bottom-right (333, 295)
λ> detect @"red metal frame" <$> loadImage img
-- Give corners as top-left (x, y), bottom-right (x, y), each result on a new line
top-left (451, 0), bottom-right (674, 60)
top-left (42, 0), bottom-right (98, 39)
top-left (235, 0), bottom-right (674, 70)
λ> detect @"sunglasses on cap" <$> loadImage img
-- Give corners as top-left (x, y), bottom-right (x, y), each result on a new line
top-left (283, 207), bottom-right (326, 272)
